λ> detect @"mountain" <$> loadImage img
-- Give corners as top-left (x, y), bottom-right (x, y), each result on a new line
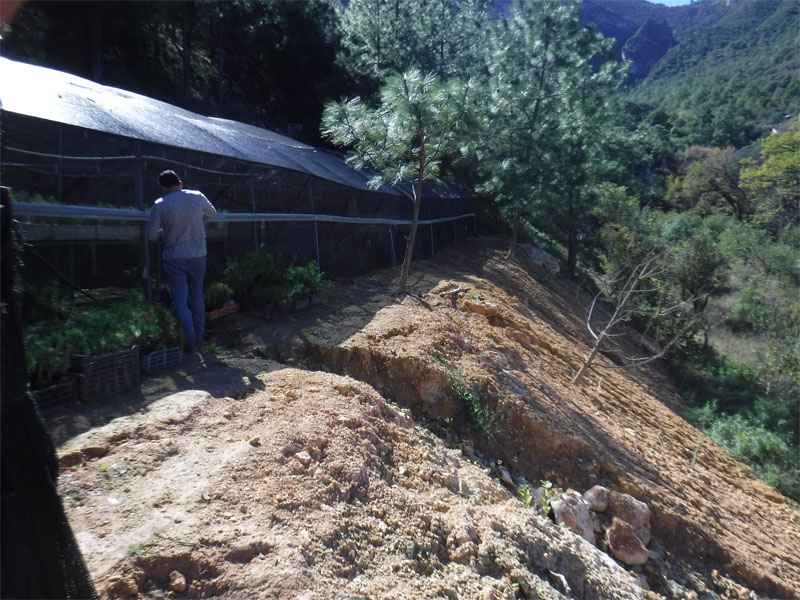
top-left (583, 0), bottom-right (800, 145)
top-left (621, 18), bottom-right (676, 81)
top-left (584, 0), bottom-right (748, 81)
top-left (580, 1), bottom-right (638, 56)
top-left (590, 0), bottom-right (734, 41)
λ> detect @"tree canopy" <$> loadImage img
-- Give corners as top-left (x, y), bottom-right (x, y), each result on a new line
top-left (322, 70), bottom-right (473, 291)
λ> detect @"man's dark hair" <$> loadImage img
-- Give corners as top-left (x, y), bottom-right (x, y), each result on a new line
top-left (158, 170), bottom-right (181, 188)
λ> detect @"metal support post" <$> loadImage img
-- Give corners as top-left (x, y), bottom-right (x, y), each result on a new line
top-left (134, 149), bottom-right (152, 302)
top-left (57, 125), bottom-right (64, 202)
top-left (311, 183), bottom-right (320, 270)
top-left (249, 172), bottom-right (258, 250)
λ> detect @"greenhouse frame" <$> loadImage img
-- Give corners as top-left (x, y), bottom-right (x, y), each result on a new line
top-left (0, 57), bottom-right (475, 295)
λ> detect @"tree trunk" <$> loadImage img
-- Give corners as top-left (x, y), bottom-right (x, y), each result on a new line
top-left (566, 186), bottom-right (578, 277)
top-left (567, 228), bottom-right (578, 277)
top-left (573, 331), bottom-right (605, 385)
top-left (398, 196), bottom-right (421, 292)
top-left (398, 142), bottom-right (426, 293)
top-left (507, 204), bottom-right (522, 258)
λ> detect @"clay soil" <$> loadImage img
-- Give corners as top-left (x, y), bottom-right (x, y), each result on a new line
top-left (49, 238), bottom-right (800, 600)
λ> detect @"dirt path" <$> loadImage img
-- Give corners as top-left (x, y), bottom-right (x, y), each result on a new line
top-left (51, 238), bottom-right (800, 600)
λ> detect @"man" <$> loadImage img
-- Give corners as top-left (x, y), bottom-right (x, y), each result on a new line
top-left (147, 170), bottom-right (216, 353)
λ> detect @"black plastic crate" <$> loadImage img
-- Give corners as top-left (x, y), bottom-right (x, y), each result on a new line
top-left (140, 346), bottom-right (183, 373)
top-left (30, 375), bottom-right (80, 413)
top-left (73, 345), bottom-right (140, 401)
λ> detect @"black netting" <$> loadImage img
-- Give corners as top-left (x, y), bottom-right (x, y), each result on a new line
top-left (1, 196), bottom-right (98, 600)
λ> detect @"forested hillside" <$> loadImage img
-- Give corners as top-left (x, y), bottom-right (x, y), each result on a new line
top-left (2, 0), bottom-right (798, 502)
top-left (585, 0), bottom-right (799, 147)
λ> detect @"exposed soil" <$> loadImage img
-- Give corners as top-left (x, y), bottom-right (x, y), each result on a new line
top-left (49, 238), bottom-right (800, 600)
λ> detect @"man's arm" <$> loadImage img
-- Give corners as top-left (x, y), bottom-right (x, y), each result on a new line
top-left (146, 201), bottom-right (162, 241)
top-left (202, 195), bottom-right (217, 222)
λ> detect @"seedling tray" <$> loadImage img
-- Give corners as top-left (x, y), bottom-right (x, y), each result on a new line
top-left (73, 345), bottom-right (140, 401)
top-left (30, 374), bottom-right (80, 413)
top-left (140, 346), bottom-right (183, 373)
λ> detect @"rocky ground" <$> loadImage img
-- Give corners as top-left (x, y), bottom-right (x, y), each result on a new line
top-left (47, 238), bottom-right (800, 600)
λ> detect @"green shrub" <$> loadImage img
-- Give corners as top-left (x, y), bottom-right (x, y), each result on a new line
top-left (434, 355), bottom-right (501, 437)
top-left (222, 251), bottom-right (282, 300)
top-left (19, 282), bottom-right (70, 324)
top-left (707, 414), bottom-right (799, 500)
top-left (204, 281), bottom-right (234, 310)
top-left (221, 252), bottom-right (325, 306)
top-left (283, 261), bottom-right (326, 303)
top-left (673, 348), bottom-right (799, 502)
top-left (709, 414), bottom-right (794, 467)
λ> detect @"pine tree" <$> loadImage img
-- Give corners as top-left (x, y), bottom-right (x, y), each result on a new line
top-left (471, 0), bottom-right (621, 259)
top-left (322, 70), bottom-right (473, 292)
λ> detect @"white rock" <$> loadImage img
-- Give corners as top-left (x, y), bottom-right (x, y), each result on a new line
top-left (169, 570), bottom-right (187, 592)
top-left (608, 492), bottom-right (651, 545)
top-left (497, 465), bottom-right (514, 487)
top-left (551, 490), bottom-right (596, 545)
top-left (527, 245), bottom-right (560, 274)
top-left (583, 485), bottom-right (610, 512)
top-left (606, 517), bottom-right (649, 566)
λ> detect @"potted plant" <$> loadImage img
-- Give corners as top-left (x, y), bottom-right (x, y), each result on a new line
top-left (23, 286), bottom-right (182, 402)
top-left (204, 281), bottom-right (239, 320)
top-left (221, 251), bottom-right (326, 318)
top-left (223, 251), bottom-right (285, 318)
top-left (283, 261), bottom-right (326, 310)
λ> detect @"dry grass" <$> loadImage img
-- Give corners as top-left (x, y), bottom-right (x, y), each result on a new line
top-left (707, 327), bottom-right (769, 367)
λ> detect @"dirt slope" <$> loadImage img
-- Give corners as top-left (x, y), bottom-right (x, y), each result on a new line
top-left (53, 238), bottom-right (800, 600)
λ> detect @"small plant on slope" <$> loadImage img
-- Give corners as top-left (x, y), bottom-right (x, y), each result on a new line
top-left (433, 354), bottom-right (501, 436)
top-left (518, 480), bottom-right (556, 518)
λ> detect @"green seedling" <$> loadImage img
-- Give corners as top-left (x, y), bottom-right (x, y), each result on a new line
top-left (518, 484), bottom-right (535, 510)
top-left (433, 354), bottom-right (502, 437)
top-left (539, 480), bottom-right (555, 517)
top-left (128, 542), bottom-right (144, 556)
top-left (518, 480), bottom-right (556, 518)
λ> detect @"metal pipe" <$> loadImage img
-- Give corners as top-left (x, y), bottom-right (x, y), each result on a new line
top-left (12, 202), bottom-right (475, 227)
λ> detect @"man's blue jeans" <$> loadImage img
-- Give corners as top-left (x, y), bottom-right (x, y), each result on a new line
top-left (163, 256), bottom-right (206, 348)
